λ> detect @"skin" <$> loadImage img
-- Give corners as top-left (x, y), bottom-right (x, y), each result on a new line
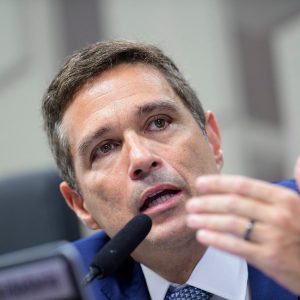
top-left (59, 63), bottom-right (224, 283)
top-left (186, 157), bottom-right (300, 294)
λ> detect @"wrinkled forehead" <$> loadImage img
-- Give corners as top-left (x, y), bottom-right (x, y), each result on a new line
top-left (60, 63), bottom-right (184, 149)
top-left (66, 63), bottom-right (177, 113)
top-left (79, 62), bottom-right (172, 96)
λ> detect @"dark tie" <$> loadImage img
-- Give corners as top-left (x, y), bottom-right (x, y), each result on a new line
top-left (164, 285), bottom-right (212, 300)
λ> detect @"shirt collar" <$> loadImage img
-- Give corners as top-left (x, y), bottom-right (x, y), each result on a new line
top-left (141, 247), bottom-right (248, 300)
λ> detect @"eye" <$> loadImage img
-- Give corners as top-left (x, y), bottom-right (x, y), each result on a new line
top-left (147, 116), bottom-right (170, 131)
top-left (100, 143), bottom-right (113, 153)
top-left (91, 141), bottom-right (119, 161)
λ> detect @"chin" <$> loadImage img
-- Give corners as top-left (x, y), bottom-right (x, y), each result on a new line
top-left (146, 218), bottom-right (196, 250)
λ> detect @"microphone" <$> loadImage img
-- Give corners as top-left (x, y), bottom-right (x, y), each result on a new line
top-left (82, 214), bottom-right (152, 287)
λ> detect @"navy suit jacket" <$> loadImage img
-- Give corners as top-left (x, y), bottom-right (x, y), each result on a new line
top-left (74, 179), bottom-right (299, 300)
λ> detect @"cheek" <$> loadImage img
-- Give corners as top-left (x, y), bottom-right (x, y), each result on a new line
top-left (171, 132), bottom-right (217, 178)
top-left (79, 175), bottom-right (119, 220)
top-left (80, 171), bottom-right (133, 229)
top-left (83, 169), bottom-right (125, 200)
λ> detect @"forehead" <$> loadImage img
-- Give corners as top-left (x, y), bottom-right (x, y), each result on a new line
top-left (76, 63), bottom-right (175, 106)
top-left (62, 63), bottom-right (186, 140)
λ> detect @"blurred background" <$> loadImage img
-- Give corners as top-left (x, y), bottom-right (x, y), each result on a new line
top-left (0, 0), bottom-right (299, 253)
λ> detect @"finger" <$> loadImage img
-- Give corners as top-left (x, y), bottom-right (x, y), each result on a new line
top-left (186, 214), bottom-right (264, 243)
top-left (294, 156), bottom-right (300, 191)
top-left (195, 229), bottom-right (259, 263)
top-left (186, 194), bottom-right (272, 223)
top-left (196, 175), bottom-right (298, 204)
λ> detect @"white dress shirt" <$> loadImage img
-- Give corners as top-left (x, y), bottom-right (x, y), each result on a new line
top-left (141, 247), bottom-right (249, 300)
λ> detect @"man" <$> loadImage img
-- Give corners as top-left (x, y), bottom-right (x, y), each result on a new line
top-left (42, 40), bottom-right (300, 299)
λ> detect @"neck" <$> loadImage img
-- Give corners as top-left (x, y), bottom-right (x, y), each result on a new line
top-left (133, 237), bottom-right (206, 283)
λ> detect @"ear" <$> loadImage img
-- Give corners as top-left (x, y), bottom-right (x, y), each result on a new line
top-left (205, 111), bottom-right (224, 171)
top-left (60, 181), bottom-right (100, 230)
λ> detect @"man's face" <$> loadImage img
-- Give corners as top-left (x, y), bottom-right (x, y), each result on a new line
top-left (61, 63), bottom-right (223, 251)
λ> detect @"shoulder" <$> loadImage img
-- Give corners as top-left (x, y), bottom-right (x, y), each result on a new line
top-left (73, 230), bottom-right (110, 271)
top-left (248, 265), bottom-right (298, 300)
top-left (72, 231), bottom-right (150, 299)
top-left (74, 230), bottom-right (109, 249)
top-left (273, 179), bottom-right (299, 193)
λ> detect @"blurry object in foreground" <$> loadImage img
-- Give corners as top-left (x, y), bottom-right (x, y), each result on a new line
top-left (0, 241), bottom-right (95, 300)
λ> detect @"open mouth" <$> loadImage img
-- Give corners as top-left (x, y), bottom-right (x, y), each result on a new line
top-left (140, 189), bottom-right (180, 212)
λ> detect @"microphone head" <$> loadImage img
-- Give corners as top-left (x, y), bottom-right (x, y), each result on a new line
top-left (91, 214), bottom-right (152, 278)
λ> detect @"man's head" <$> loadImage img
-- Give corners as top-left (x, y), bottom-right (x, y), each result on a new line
top-left (42, 40), bottom-right (223, 257)
top-left (42, 40), bottom-right (207, 192)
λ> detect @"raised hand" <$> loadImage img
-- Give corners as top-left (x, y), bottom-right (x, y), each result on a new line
top-left (186, 157), bottom-right (300, 295)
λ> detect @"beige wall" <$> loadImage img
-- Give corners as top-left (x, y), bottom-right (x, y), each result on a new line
top-left (0, 0), bottom-right (299, 181)
top-left (272, 15), bottom-right (300, 174)
top-left (0, 1), bottom-right (62, 178)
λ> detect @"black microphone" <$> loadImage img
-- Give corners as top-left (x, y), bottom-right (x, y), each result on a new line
top-left (82, 214), bottom-right (152, 287)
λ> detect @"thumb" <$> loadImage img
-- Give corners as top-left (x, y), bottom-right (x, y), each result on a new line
top-left (294, 156), bottom-right (300, 191)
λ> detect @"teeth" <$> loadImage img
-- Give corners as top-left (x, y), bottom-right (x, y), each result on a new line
top-left (148, 190), bottom-right (163, 198)
top-left (148, 194), bottom-right (172, 208)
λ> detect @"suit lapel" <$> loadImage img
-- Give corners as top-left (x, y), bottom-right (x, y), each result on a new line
top-left (95, 259), bottom-right (150, 300)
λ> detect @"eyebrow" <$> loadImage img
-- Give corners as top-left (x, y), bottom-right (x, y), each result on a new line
top-left (77, 99), bottom-right (180, 159)
top-left (136, 99), bottom-right (179, 117)
top-left (77, 127), bottom-right (110, 159)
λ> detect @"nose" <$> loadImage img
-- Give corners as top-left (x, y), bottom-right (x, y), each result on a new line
top-left (126, 133), bottom-right (162, 180)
